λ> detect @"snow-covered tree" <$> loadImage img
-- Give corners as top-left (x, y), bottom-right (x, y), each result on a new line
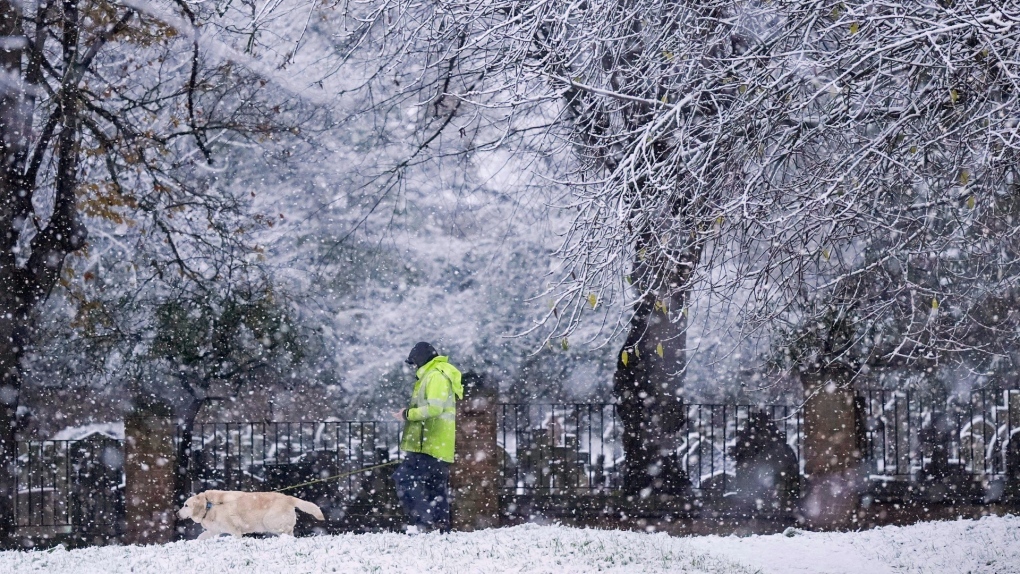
top-left (0, 0), bottom-right (340, 534)
top-left (338, 0), bottom-right (1020, 494)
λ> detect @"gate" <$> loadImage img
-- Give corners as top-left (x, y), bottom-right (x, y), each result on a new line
top-left (14, 436), bottom-right (124, 545)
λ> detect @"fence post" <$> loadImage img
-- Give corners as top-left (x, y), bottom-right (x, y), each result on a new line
top-left (123, 397), bottom-right (177, 545)
top-left (1008, 391), bottom-right (1020, 502)
top-left (801, 374), bottom-right (865, 529)
top-left (451, 374), bottom-right (500, 531)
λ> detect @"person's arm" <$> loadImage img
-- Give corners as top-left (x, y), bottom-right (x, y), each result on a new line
top-left (405, 373), bottom-right (451, 421)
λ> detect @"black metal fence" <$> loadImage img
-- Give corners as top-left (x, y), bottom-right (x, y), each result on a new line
top-left (495, 391), bottom-right (1020, 499)
top-left (860, 388), bottom-right (1020, 481)
top-left (14, 437), bottom-right (124, 540)
top-left (180, 421), bottom-right (405, 532)
top-left (496, 402), bottom-right (803, 495)
top-left (11, 388), bottom-right (1020, 543)
top-left (497, 404), bottom-right (623, 494)
top-left (182, 421), bottom-right (403, 491)
top-left (682, 403), bottom-right (802, 492)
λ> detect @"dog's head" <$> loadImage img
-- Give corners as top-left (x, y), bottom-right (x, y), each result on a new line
top-left (178, 492), bottom-right (207, 521)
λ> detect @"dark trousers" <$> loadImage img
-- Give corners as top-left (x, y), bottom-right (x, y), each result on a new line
top-left (392, 452), bottom-right (451, 531)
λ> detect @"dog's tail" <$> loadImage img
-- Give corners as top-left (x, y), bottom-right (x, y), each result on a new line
top-left (291, 497), bottom-right (325, 520)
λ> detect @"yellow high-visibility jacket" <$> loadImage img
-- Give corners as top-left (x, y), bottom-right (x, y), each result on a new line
top-left (399, 356), bottom-right (463, 463)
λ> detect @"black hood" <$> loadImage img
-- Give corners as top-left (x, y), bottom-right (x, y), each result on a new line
top-left (406, 342), bottom-right (439, 369)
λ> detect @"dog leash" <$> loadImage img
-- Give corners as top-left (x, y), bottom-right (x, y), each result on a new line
top-left (273, 460), bottom-right (401, 493)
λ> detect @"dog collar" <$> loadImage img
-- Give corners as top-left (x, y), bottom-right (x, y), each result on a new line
top-left (195, 499), bottom-right (215, 521)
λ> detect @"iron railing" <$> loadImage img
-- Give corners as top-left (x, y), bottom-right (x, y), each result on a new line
top-left (496, 403), bottom-right (803, 495)
top-left (13, 389), bottom-right (1019, 539)
top-left (14, 438), bottom-right (123, 532)
top-left (682, 403), bottom-right (802, 492)
top-left (860, 388), bottom-right (1020, 481)
top-left (497, 403), bottom-right (623, 494)
top-left (498, 391), bottom-right (1020, 496)
top-left (179, 421), bottom-right (407, 533)
top-left (181, 421), bottom-right (404, 497)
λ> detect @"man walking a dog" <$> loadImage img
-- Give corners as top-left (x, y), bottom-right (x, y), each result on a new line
top-left (392, 342), bottom-right (463, 533)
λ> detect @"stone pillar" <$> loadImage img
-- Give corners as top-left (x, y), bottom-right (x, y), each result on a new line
top-left (801, 374), bottom-right (864, 529)
top-left (123, 398), bottom-right (177, 545)
top-left (450, 374), bottom-right (499, 531)
top-left (1007, 391), bottom-right (1020, 501)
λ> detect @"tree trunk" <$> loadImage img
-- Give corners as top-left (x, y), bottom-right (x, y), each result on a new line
top-left (613, 260), bottom-right (690, 496)
top-left (0, 0), bottom-right (27, 540)
top-left (0, 0), bottom-right (86, 540)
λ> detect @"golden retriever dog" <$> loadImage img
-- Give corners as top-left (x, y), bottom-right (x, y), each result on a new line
top-left (178, 490), bottom-right (324, 539)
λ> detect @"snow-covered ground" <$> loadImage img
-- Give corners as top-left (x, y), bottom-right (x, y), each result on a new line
top-left (4, 516), bottom-right (1018, 573)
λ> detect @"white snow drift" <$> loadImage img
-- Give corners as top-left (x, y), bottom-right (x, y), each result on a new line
top-left (3, 515), bottom-right (1017, 573)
